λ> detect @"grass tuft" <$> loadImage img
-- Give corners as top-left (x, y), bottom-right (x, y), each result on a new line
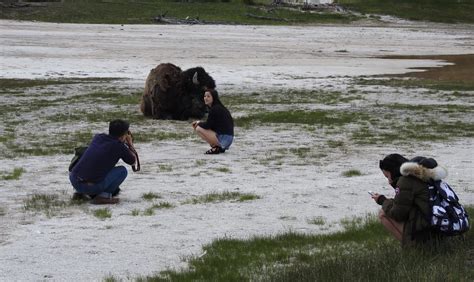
top-left (131, 209), bottom-right (140, 216)
top-left (152, 201), bottom-right (175, 209)
top-left (307, 216), bottom-right (326, 225)
top-left (23, 193), bottom-right (69, 217)
top-left (215, 167), bottom-right (231, 173)
top-left (93, 208), bottom-right (112, 219)
top-left (143, 207), bottom-right (155, 216)
top-left (342, 169), bottom-right (362, 177)
top-left (184, 191), bottom-right (261, 204)
top-left (142, 192), bottom-right (162, 201)
top-left (0, 167), bottom-right (25, 180)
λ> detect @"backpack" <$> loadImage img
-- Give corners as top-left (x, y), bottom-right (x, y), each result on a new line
top-left (428, 180), bottom-right (469, 236)
top-left (68, 146), bottom-right (88, 172)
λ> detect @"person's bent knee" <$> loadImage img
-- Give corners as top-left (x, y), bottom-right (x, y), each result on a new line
top-left (114, 165), bottom-right (128, 180)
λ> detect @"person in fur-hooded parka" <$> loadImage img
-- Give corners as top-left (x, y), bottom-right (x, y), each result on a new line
top-left (373, 154), bottom-right (447, 247)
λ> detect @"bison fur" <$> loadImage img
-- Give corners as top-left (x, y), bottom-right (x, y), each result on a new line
top-left (140, 63), bottom-right (216, 120)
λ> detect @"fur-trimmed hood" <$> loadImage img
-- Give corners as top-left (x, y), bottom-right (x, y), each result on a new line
top-left (400, 161), bottom-right (448, 182)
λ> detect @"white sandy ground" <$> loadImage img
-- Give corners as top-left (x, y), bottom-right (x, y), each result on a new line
top-left (0, 19), bottom-right (474, 280)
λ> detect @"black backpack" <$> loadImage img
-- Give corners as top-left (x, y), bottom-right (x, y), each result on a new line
top-left (68, 146), bottom-right (88, 172)
top-left (428, 180), bottom-right (470, 236)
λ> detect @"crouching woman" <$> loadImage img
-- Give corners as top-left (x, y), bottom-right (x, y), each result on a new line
top-left (372, 154), bottom-right (446, 247)
top-left (192, 90), bottom-right (234, 154)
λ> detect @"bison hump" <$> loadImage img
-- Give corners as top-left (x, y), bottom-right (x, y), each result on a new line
top-left (144, 63), bottom-right (183, 94)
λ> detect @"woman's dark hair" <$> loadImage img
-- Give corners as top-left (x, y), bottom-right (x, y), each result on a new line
top-left (207, 89), bottom-right (223, 107)
top-left (109, 119), bottom-right (130, 138)
top-left (379, 153), bottom-right (408, 179)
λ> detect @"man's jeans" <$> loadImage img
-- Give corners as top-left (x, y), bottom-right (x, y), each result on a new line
top-left (69, 166), bottom-right (127, 198)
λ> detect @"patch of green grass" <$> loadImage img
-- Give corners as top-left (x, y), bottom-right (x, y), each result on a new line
top-left (289, 147), bottom-right (311, 158)
top-left (351, 117), bottom-right (474, 144)
top-left (103, 276), bottom-right (120, 282)
top-left (337, 0), bottom-right (474, 23)
top-left (184, 191), bottom-right (261, 204)
top-left (152, 201), bottom-right (175, 209)
top-left (0, 167), bottom-right (25, 180)
top-left (327, 140), bottom-right (345, 148)
top-left (215, 167), bottom-right (231, 173)
top-left (355, 77), bottom-right (474, 91)
top-left (2, 130), bottom-right (94, 158)
top-left (159, 164), bottom-right (173, 172)
top-left (0, 0), bottom-right (359, 25)
top-left (142, 192), bottom-right (162, 201)
top-left (342, 169), bottom-right (362, 177)
top-left (23, 194), bottom-right (69, 217)
top-left (71, 90), bottom-right (142, 106)
top-left (93, 208), bottom-right (112, 219)
top-left (133, 131), bottom-right (190, 143)
top-left (226, 90), bottom-right (360, 107)
top-left (138, 207), bottom-right (474, 281)
top-left (0, 78), bottom-right (118, 90)
top-left (47, 109), bottom-right (146, 124)
top-left (307, 216), bottom-right (326, 225)
top-left (143, 207), bottom-right (155, 216)
top-left (195, 160), bottom-right (206, 166)
top-left (235, 110), bottom-right (370, 128)
top-left (131, 209), bottom-right (141, 216)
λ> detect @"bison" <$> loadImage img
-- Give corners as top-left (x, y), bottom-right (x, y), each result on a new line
top-left (140, 63), bottom-right (216, 120)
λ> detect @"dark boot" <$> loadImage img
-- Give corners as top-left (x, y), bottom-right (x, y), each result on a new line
top-left (90, 196), bottom-right (120, 205)
top-left (112, 188), bottom-right (121, 197)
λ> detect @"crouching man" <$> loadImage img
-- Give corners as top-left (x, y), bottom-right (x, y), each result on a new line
top-left (69, 119), bottom-right (136, 204)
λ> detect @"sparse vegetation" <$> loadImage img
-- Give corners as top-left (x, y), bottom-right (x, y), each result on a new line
top-left (152, 202), bottom-right (174, 209)
top-left (184, 191), bottom-right (261, 204)
top-left (158, 164), bottom-right (173, 172)
top-left (327, 140), bottom-right (345, 148)
top-left (195, 160), bottom-right (206, 166)
top-left (307, 216), bottom-right (326, 225)
top-left (143, 207), bottom-right (155, 216)
top-left (355, 77), bottom-right (474, 92)
top-left (0, 168), bottom-right (25, 180)
top-left (23, 194), bottom-right (69, 217)
top-left (235, 110), bottom-right (370, 128)
top-left (342, 169), bottom-right (362, 177)
top-left (131, 209), bottom-right (140, 216)
top-left (142, 192), bottom-right (162, 201)
top-left (137, 207), bottom-right (474, 281)
top-left (0, 78), bottom-right (117, 89)
top-left (0, 0), bottom-right (359, 25)
top-left (336, 0), bottom-right (474, 23)
top-left (93, 208), bottom-right (112, 219)
top-left (215, 167), bottom-right (231, 173)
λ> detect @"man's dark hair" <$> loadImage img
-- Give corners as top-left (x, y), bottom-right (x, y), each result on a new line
top-left (379, 153), bottom-right (408, 179)
top-left (109, 119), bottom-right (130, 138)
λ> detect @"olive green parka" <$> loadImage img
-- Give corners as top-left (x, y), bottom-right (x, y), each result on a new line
top-left (378, 161), bottom-right (448, 246)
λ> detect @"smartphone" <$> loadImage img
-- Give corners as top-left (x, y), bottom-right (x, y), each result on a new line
top-left (368, 191), bottom-right (375, 196)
